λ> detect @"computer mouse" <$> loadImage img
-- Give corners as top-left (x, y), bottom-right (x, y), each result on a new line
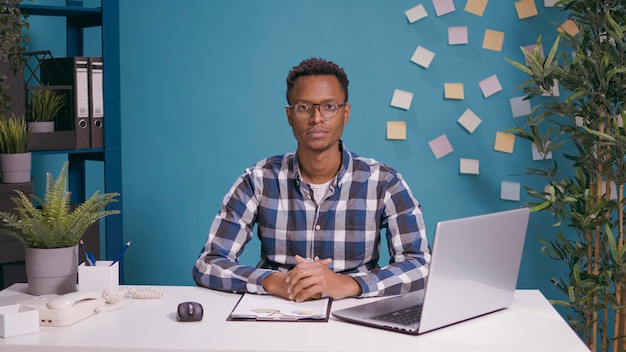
top-left (177, 301), bottom-right (203, 322)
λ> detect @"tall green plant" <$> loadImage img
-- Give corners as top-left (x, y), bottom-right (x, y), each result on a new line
top-left (0, 161), bottom-right (121, 249)
top-left (0, 115), bottom-right (29, 153)
top-left (505, 1), bottom-right (626, 351)
top-left (0, 0), bottom-right (30, 118)
top-left (26, 89), bottom-right (66, 122)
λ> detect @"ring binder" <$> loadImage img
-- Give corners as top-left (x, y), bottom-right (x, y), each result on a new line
top-left (88, 57), bottom-right (104, 149)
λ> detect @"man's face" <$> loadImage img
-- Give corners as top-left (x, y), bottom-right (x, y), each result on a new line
top-left (286, 75), bottom-right (350, 154)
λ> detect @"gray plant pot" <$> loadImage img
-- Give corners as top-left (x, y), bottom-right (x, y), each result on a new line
top-left (25, 245), bottom-right (78, 295)
top-left (0, 152), bottom-right (32, 184)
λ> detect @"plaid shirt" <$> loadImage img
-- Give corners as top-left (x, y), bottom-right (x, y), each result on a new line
top-left (193, 141), bottom-right (430, 298)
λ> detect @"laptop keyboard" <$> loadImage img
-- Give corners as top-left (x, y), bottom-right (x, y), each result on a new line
top-left (371, 305), bottom-right (423, 326)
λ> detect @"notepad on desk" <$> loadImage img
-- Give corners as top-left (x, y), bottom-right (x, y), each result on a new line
top-left (228, 293), bottom-right (332, 322)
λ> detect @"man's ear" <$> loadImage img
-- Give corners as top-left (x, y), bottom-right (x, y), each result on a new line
top-left (343, 104), bottom-right (351, 125)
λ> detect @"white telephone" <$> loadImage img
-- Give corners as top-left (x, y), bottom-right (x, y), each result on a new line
top-left (19, 292), bottom-right (106, 327)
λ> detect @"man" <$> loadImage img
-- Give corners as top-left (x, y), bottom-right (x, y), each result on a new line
top-left (193, 58), bottom-right (430, 302)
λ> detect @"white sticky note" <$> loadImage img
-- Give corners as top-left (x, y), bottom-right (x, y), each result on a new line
top-left (458, 109), bottom-right (482, 133)
top-left (531, 142), bottom-right (553, 160)
top-left (428, 134), bottom-right (454, 159)
top-left (501, 181), bottom-right (521, 201)
top-left (405, 4), bottom-right (428, 23)
top-left (510, 96), bottom-right (531, 117)
top-left (410, 46), bottom-right (436, 68)
top-left (544, 0), bottom-right (560, 6)
top-left (448, 26), bottom-right (469, 45)
top-left (433, 0), bottom-right (455, 16)
top-left (390, 89), bottom-right (414, 110)
top-left (460, 158), bottom-right (480, 174)
top-left (479, 74), bottom-right (502, 98)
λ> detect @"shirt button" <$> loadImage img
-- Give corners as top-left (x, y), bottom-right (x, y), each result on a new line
top-left (315, 225), bottom-right (321, 230)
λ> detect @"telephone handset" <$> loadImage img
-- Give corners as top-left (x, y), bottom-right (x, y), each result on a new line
top-left (19, 292), bottom-right (106, 327)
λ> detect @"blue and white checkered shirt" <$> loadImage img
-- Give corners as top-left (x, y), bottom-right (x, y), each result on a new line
top-left (193, 142), bottom-right (430, 298)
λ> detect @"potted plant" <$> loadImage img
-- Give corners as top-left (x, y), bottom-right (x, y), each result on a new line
top-left (0, 115), bottom-right (30, 183)
top-left (505, 0), bottom-right (626, 350)
top-left (0, 161), bottom-right (120, 295)
top-left (26, 88), bottom-right (66, 132)
top-left (0, 0), bottom-right (30, 119)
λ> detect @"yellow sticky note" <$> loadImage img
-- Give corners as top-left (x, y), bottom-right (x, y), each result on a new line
top-left (465, 0), bottom-right (488, 16)
top-left (444, 83), bottom-right (464, 100)
top-left (558, 19), bottom-right (579, 36)
top-left (515, 0), bottom-right (538, 19)
top-left (494, 132), bottom-right (515, 153)
top-left (387, 121), bottom-right (406, 140)
top-left (482, 29), bottom-right (505, 52)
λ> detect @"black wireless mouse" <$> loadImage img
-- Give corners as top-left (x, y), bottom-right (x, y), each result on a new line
top-left (177, 301), bottom-right (203, 322)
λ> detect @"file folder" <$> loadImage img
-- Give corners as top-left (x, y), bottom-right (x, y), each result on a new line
top-left (40, 57), bottom-right (90, 149)
top-left (88, 57), bottom-right (104, 149)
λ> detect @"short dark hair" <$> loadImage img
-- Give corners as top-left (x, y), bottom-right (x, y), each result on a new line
top-left (285, 58), bottom-right (349, 104)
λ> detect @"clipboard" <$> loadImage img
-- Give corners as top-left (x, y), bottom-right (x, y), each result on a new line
top-left (227, 293), bottom-right (332, 322)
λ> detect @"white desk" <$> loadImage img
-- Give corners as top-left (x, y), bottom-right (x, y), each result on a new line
top-left (0, 284), bottom-right (589, 352)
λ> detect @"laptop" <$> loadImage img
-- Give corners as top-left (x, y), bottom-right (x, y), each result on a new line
top-left (332, 207), bottom-right (530, 335)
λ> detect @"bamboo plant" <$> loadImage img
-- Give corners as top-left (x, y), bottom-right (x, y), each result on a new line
top-left (505, 1), bottom-right (626, 351)
top-left (0, 0), bottom-right (29, 118)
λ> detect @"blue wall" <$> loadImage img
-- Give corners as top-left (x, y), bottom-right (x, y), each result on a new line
top-left (29, 0), bottom-right (571, 303)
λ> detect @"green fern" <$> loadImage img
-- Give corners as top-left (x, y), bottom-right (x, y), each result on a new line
top-left (0, 161), bottom-right (120, 248)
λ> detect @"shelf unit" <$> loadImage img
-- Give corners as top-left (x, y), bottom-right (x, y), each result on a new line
top-left (19, 1), bottom-right (123, 264)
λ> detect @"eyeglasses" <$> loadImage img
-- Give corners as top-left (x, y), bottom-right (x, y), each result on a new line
top-left (286, 100), bottom-right (348, 119)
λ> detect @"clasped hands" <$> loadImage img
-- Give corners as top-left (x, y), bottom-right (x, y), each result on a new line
top-left (263, 255), bottom-right (361, 302)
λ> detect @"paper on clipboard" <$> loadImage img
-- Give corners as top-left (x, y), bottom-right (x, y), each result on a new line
top-left (228, 293), bottom-right (332, 322)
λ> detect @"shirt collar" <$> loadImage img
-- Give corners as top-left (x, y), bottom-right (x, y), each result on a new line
top-left (292, 140), bottom-right (351, 188)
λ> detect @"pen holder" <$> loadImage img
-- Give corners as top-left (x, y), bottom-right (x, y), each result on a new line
top-left (78, 261), bottom-right (119, 294)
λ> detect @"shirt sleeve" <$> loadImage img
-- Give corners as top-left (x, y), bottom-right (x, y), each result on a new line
top-left (192, 170), bottom-right (273, 294)
top-left (349, 173), bottom-right (431, 298)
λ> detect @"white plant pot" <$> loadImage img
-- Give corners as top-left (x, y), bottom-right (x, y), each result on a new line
top-left (28, 121), bottom-right (55, 133)
top-left (0, 152), bottom-right (32, 184)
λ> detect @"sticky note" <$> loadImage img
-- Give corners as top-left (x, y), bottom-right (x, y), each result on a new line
top-left (433, 0), bottom-right (455, 16)
top-left (448, 26), bottom-right (469, 45)
top-left (482, 29), bottom-right (505, 52)
top-left (479, 74), bottom-right (502, 98)
top-left (405, 4), bottom-right (428, 23)
top-left (460, 158), bottom-right (480, 174)
top-left (510, 96), bottom-right (531, 118)
top-left (544, 0), bottom-right (560, 6)
top-left (387, 121), bottom-right (407, 140)
top-left (390, 89), bottom-right (414, 110)
top-left (458, 108), bottom-right (482, 133)
top-left (410, 46), bottom-right (435, 68)
top-left (515, 0), bottom-right (538, 19)
top-left (523, 43), bottom-right (544, 64)
top-left (501, 181), bottom-right (521, 201)
top-left (465, 0), bottom-right (488, 16)
top-left (494, 132), bottom-right (515, 153)
top-left (428, 134), bottom-right (454, 159)
top-left (444, 83), bottom-right (464, 100)
top-left (558, 19), bottom-right (579, 36)
top-left (531, 142), bottom-right (553, 160)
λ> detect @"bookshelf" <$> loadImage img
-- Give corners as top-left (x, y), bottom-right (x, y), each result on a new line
top-left (18, 1), bottom-right (123, 264)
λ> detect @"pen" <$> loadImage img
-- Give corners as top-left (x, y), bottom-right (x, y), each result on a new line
top-left (111, 241), bottom-right (131, 266)
top-left (79, 240), bottom-right (91, 266)
top-left (87, 251), bottom-right (97, 266)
